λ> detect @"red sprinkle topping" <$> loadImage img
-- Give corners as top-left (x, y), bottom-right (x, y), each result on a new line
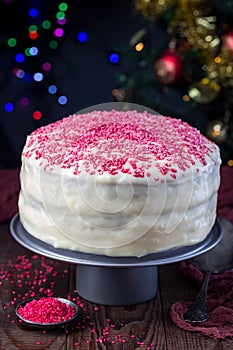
top-left (23, 110), bottom-right (218, 180)
top-left (17, 297), bottom-right (75, 324)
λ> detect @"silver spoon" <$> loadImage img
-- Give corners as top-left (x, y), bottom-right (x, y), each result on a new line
top-left (15, 297), bottom-right (79, 328)
top-left (183, 218), bottom-right (233, 324)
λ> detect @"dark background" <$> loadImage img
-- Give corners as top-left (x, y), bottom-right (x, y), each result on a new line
top-left (0, 0), bottom-right (143, 167)
top-left (1, 0), bottom-right (232, 168)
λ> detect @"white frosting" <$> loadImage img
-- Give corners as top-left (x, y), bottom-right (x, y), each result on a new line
top-left (18, 110), bottom-right (221, 257)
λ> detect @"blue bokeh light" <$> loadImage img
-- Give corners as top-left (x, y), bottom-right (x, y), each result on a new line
top-left (23, 73), bottom-right (33, 82)
top-left (77, 32), bottom-right (88, 43)
top-left (33, 72), bottom-right (43, 82)
top-left (48, 85), bottom-right (57, 94)
top-left (5, 102), bottom-right (14, 112)
top-left (109, 52), bottom-right (120, 64)
top-left (58, 95), bottom-right (68, 105)
top-left (15, 53), bottom-right (25, 63)
top-left (29, 8), bottom-right (38, 17)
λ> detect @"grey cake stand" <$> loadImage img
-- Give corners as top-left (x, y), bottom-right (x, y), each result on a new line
top-left (10, 214), bottom-right (223, 306)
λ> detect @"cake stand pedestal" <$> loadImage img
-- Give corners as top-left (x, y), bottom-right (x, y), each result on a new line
top-left (10, 214), bottom-right (223, 305)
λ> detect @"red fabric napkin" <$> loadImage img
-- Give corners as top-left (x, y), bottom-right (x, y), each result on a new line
top-left (171, 261), bottom-right (233, 339)
top-left (217, 165), bottom-right (233, 226)
top-left (0, 168), bottom-right (20, 223)
top-left (170, 165), bottom-right (233, 339)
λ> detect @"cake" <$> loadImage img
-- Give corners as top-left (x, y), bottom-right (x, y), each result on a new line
top-left (18, 109), bottom-right (221, 257)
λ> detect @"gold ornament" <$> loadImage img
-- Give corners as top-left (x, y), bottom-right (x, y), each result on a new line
top-left (112, 88), bottom-right (126, 102)
top-left (134, 0), bottom-right (176, 21)
top-left (206, 119), bottom-right (228, 143)
top-left (188, 78), bottom-right (220, 103)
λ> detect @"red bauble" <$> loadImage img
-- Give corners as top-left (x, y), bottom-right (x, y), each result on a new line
top-left (222, 29), bottom-right (233, 52)
top-left (154, 50), bottom-right (183, 85)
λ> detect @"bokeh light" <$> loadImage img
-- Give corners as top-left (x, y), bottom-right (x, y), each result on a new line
top-left (29, 31), bottom-right (38, 40)
top-left (108, 52), bottom-right (120, 64)
top-left (33, 110), bottom-right (42, 120)
top-left (49, 40), bottom-right (58, 49)
top-left (77, 32), bottom-right (88, 43)
top-left (59, 2), bottom-right (68, 11)
top-left (58, 95), bottom-right (68, 105)
top-left (23, 73), bottom-right (33, 82)
top-left (29, 8), bottom-right (38, 18)
top-left (13, 68), bottom-right (25, 79)
top-left (48, 85), bottom-right (57, 94)
top-left (54, 28), bottom-right (64, 37)
top-left (33, 72), bottom-right (43, 82)
top-left (15, 53), bottom-right (25, 63)
top-left (29, 25), bottom-right (38, 32)
top-left (57, 18), bottom-right (66, 25)
top-left (5, 102), bottom-right (14, 112)
top-left (8, 38), bottom-right (17, 47)
top-left (42, 20), bottom-right (51, 29)
top-left (25, 48), bottom-right (31, 56)
top-left (29, 47), bottom-right (39, 56)
top-left (42, 62), bottom-right (52, 71)
top-left (56, 12), bottom-right (65, 20)
top-left (20, 97), bottom-right (30, 107)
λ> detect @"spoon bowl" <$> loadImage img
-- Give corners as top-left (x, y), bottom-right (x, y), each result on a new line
top-left (15, 297), bottom-right (79, 328)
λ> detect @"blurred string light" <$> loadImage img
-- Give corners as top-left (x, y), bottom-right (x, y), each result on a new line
top-left (77, 31), bottom-right (88, 43)
top-left (58, 95), bottom-right (68, 105)
top-left (33, 110), bottom-right (42, 120)
top-left (43, 62), bottom-right (52, 72)
top-left (5, 102), bottom-right (14, 112)
top-left (33, 72), bottom-right (43, 82)
top-left (54, 28), bottom-right (64, 37)
top-left (20, 97), bottom-right (30, 107)
top-left (48, 85), bottom-right (57, 94)
top-left (2, 1), bottom-right (70, 119)
top-left (8, 38), bottom-right (17, 47)
top-left (24, 73), bottom-right (33, 82)
top-left (3, 1), bottom-right (119, 118)
top-left (108, 52), bottom-right (120, 64)
top-left (15, 53), bottom-right (24, 63)
top-left (29, 8), bottom-right (38, 18)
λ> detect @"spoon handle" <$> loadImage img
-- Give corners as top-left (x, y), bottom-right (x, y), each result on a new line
top-left (183, 271), bottom-right (211, 323)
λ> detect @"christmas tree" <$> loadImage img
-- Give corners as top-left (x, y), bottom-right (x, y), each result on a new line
top-left (113, 0), bottom-right (233, 166)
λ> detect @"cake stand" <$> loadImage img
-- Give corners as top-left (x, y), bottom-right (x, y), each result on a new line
top-left (10, 214), bottom-right (224, 306)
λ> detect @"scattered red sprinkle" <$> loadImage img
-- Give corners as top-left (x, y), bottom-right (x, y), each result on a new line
top-left (0, 253), bottom-right (157, 347)
top-left (23, 110), bottom-right (218, 181)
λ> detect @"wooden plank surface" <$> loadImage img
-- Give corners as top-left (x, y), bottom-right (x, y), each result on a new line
top-left (0, 222), bottom-right (233, 349)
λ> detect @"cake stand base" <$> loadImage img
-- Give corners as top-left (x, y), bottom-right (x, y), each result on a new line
top-left (10, 214), bottom-right (224, 306)
top-left (76, 265), bottom-right (158, 305)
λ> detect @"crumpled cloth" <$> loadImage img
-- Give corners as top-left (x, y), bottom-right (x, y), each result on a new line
top-left (170, 261), bottom-right (233, 339)
top-left (0, 168), bottom-right (20, 223)
top-left (170, 165), bottom-right (233, 339)
top-left (217, 165), bottom-right (233, 226)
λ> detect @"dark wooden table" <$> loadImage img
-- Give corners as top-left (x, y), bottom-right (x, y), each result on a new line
top-left (0, 222), bottom-right (233, 350)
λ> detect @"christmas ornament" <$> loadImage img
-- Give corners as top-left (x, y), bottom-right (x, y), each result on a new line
top-left (222, 29), bottom-right (233, 52)
top-left (154, 50), bottom-right (183, 85)
top-left (134, 0), bottom-right (176, 21)
top-left (188, 78), bottom-right (220, 103)
top-left (112, 88), bottom-right (126, 102)
top-left (206, 119), bottom-right (228, 143)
